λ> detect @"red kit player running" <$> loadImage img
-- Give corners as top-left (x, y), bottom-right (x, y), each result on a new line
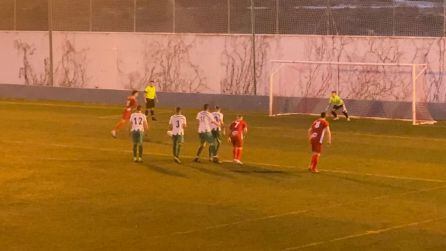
top-left (308, 112), bottom-right (332, 173)
top-left (111, 90), bottom-right (139, 138)
top-left (228, 115), bottom-right (248, 165)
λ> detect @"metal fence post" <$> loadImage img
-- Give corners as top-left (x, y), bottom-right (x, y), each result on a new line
top-left (89, 0), bottom-right (93, 31)
top-left (172, 0), bottom-right (176, 33)
top-left (392, 1), bottom-right (396, 36)
top-left (48, 0), bottom-right (54, 87)
top-left (227, 0), bottom-right (230, 33)
top-left (250, 0), bottom-right (257, 95)
top-left (275, 0), bottom-right (279, 34)
top-left (13, 0), bottom-right (17, 30)
top-left (444, 0), bottom-right (446, 36)
top-left (133, 0), bottom-right (137, 32)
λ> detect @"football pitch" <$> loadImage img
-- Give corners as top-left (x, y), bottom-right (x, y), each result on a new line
top-left (0, 99), bottom-right (446, 250)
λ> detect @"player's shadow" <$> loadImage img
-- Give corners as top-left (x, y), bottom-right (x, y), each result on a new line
top-left (187, 163), bottom-right (234, 178)
top-left (143, 138), bottom-right (170, 146)
top-left (222, 163), bottom-right (295, 180)
top-left (143, 162), bottom-right (187, 178)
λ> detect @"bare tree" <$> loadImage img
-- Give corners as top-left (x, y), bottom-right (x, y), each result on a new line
top-left (55, 38), bottom-right (89, 88)
top-left (119, 36), bottom-right (207, 93)
top-left (220, 36), bottom-right (269, 95)
top-left (14, 40), bottom-right (50, 86)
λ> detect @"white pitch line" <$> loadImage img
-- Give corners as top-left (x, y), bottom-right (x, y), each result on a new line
top-left (283, 216), bottom-right (446, 250)
top-left (325, 169), bottom-right (446, 184)
top-left (147, 184), bottom-right (446, 240)
top-left (2, 100), bottom-right (445, 143)
top-left (2, 139), bottom-right (446, 241)
top-left (98, 111), bottom-right (171, 119)
top-left (154, 209), bottom-right (309, 238)
top-left (245, 161), bottom-right (446, 184)
top-left (1, 139), bottom-right (445, 184)
top-left (98, 115), bottom-right (121, 119)
top-left (0, 100), bottom-right (114, 110)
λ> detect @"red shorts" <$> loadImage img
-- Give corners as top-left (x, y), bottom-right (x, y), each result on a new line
top-left (231, 136), bottom-right (243, 148)
top-left (311, 141), bottom-right (322, 154)
top-left (122, 108), bottom-right (132, 120)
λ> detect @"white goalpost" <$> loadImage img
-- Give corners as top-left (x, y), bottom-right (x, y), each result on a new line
top-left (269, 60), bottom-right (435, 125)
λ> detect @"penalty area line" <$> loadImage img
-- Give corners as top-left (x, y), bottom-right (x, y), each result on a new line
top-left (2, 139), bottom-right (446, 184)
top-left (147, 184), bottom-right (446, 240)
top-left (2, 139), bottom-right (446, 241)
top-left (283, 216), bottom-right (446, 250)
top-left (243, 161), bottom-right (446, 184)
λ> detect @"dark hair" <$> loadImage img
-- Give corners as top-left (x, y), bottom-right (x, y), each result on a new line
top-left (321, 112), bottom-right (326, 118)
top-left (176, 107), bottom-right (181, 113)
top-left (136, 105), bottom-right (142, 111)
top-left (203, 104), bottom-right (209, 110)
top-left (331, 90), bottom-right (337, 94)
top-left (131, 90), bottom-right (138, 95)
top-left (215, 106), bottom-right (220, 110)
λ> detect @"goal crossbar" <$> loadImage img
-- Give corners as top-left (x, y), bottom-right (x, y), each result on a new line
top-left (269, 60), bottom-right (432, 125)
top-left (270, 60), bottom-right (427, 67)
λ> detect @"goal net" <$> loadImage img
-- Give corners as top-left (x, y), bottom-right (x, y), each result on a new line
top-left (269, 60), bottom-right (435, 125)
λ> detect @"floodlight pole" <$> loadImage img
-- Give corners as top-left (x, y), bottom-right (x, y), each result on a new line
top-left (48, 0), bottom-right (54, 87)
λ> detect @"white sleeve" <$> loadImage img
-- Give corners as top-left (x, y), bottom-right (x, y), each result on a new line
top-left (208, 112), bottom-right (215, 122)
top-left (196, 113), bottom-right (200, 120)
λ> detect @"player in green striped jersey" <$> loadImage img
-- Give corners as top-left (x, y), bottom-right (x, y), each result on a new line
top-left (168, 107), bottom-right (187, 164)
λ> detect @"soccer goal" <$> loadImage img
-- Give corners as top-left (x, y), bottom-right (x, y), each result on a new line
top-left (269, 60), bottom-right (436, 125)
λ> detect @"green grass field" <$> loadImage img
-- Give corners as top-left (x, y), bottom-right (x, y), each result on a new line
top-left (1, 99), bottom-right (446, 250)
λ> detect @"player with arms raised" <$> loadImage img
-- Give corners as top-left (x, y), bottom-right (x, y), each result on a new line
top-left (308, 112), bottom-right (332, 173)
top-left (129, 105), bottom-right (148, 163)
top-left (111, 90), bottom-right (139, 138)
top-left (228, 115), bottom-right (248, 165)
top-left (169, 107), bottom-right (187, 164)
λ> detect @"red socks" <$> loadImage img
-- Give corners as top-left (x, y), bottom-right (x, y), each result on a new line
top-left (237, 148), bottom-right (243, 160)
top-left (311, 154), bottom-right (319, 170)
top-left (233, 147), bottom-right (243, 160)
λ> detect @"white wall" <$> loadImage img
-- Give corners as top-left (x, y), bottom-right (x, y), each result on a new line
top-left (1, 31), bottom-right (445, 103)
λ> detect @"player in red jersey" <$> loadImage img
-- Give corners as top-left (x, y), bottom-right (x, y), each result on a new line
top-left (307, 112), bottom-right (332, 173)
top-left (111, 90), bottom-right (139, 138)
top-left (228, 115), bottom-right (248, 165)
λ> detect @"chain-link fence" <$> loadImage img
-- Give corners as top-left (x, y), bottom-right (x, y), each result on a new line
top-left (0, 0), bottom-right (445, 37)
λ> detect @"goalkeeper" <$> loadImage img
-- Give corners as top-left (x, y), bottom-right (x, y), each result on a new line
top-left (326, 91), bottom-right (350, 121)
